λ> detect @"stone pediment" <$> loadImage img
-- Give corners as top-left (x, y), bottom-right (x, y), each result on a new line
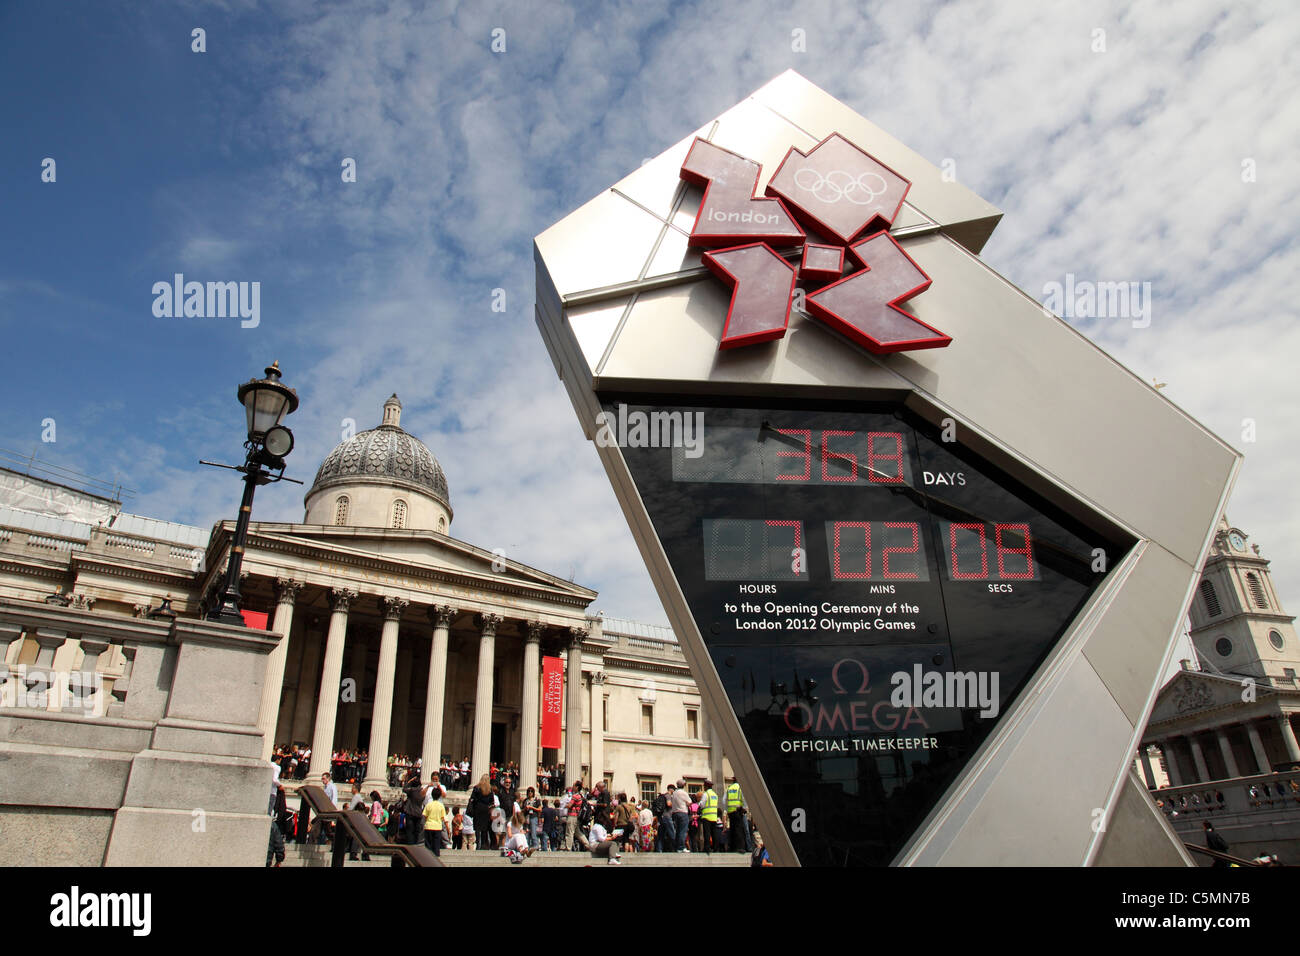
top-left (1147, 671), bottom-right (1251, 726)
top-left (237, 522), bottom-right (597, 606)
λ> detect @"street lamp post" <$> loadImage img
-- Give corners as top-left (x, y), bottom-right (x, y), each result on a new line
top-left (205, 362), bottom-right (299, 626)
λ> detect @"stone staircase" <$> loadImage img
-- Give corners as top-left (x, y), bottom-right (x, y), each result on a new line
top-left (280, 843), bottom-right (750, 868)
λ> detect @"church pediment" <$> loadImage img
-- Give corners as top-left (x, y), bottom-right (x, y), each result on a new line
top-left (238, 522), bottom-right (597, 605)
top-left (1147, 671), bottom-right (1250, 725)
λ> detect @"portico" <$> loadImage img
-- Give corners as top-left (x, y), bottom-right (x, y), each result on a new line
top-left (197, 396), bottom-right (603, 786)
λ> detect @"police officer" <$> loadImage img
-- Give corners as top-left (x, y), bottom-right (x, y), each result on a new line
top-left (725, 779), bottom-right (750, 853)
top-left (698, 779), bottom-right (723, 854)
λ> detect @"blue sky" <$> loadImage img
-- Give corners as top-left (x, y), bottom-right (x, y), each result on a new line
top-left (1, 0), bottom-right (1297, 628)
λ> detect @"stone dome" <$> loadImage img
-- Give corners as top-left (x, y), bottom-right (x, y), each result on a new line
top-left (303, 395), bottom-right (452, 531)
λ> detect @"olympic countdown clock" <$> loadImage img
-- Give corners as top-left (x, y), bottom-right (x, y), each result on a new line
top-left (534, 72), bottom-right (1241, 866)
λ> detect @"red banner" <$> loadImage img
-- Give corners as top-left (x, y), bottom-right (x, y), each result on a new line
top-left (240, 609), bottom-right (269, 630)
top-left (541, 655), bottom-right (564, 749)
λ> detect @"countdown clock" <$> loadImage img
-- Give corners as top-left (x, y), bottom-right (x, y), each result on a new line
top-left (534, 72), bottom-right (1240, 866)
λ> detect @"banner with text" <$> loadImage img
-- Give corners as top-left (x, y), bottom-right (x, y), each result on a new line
top-left (541, 655), bottom-right (563, 749)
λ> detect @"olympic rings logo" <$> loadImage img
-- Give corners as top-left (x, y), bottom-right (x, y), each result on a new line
top-left (794, 167), bottom-right (888, 205)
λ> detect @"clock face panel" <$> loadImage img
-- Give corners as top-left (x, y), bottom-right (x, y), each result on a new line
top-left (610, 394), bottom-right (1136, 866)
top-left (1229, 532), bottom-right (1247, 551)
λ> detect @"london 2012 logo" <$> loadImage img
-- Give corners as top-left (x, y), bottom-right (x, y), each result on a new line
top-left (679, 133), bottom-right (950, 354)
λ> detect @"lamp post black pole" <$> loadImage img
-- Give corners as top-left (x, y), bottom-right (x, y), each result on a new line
top-left (207, 459), bottom-right (266, 625)
top-left (204, 361), bottom-right (298, 626)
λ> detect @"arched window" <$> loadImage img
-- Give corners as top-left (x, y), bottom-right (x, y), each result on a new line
top-left (1199, 579), bottom-right (1221, 617)
top-left (438, 516), bottom-right (446, 533)
top-left (334, 495), bottom-right (350, 526)
top-left (392, 499), bottom-right (407, 530)
top-left (1246, 572), bottom-right (1268, 609)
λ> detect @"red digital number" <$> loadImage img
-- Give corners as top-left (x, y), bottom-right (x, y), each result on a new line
top-left (881, 521), bottom-right (921, 579)
top-left (775, 429), bottom-right (811, 481)
top-left (994, 523), bottom-right (1035, 579)
top-left (949, 523), bottom-right (988, 580)
top-left (821, 430), bottom-right (858, 482)
top-left (831, 521), bottom-right (871, 579)
top-left (866, 432), bottom-right (905, 483)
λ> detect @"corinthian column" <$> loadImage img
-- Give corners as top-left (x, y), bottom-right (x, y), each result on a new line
top-left (257, 578), bottom-right (303, 760)
top-left (520, 621), bottom-right (544, 794)
top-left (420, 604), bottom-right (456, 780)
top-left (564, 625), bottom-right (587, 786)
top-left (362, 596), bottom-right (407, 790)
top-left (470, 613), bottom-right (502, 786)
top-left (590, 670), bottom-right (606, 789)
top-left (309, 587), bottom-right (357, 780)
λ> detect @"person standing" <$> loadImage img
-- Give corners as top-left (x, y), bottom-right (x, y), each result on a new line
top-left (523, 786), bottom-right (543, 849)
top-left (539, 799), bottom-right (557, 852)
top-left (654, 784), bottom-right (676, 853)
top-left (403, 776), bottom-right (428, 847)
top-left (725, 780), bottom-right (749, 853)
top-left (346, 781), bottom-right (366, 861)
top-left (320, 772), bottom-right (339, 808)
top-left (697, 780), bottom-right (722, 854)
top-left (563, 783), bottom-right (584, 852)
top-left (670, 779), bottom-right (691, 853)
top-left (1203, 821), bottom-right (1230, 868)
top-left (468, 775), bottom-right (495, 851)
top-left (423, 785), bottom-right (447, 857)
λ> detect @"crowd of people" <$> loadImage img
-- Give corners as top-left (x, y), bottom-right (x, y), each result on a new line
top-left (393, 770), bottom-right (761, 864)
top-left (266, 763), bottom-right (772, 866)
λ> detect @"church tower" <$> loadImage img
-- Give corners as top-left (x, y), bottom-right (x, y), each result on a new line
top-left (1189, 516), bottom-right (1300, 687)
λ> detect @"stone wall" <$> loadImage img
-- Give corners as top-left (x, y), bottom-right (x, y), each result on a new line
top-left (0, 600), bottom-right (279, 867)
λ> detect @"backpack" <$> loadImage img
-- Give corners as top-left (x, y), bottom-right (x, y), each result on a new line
top-left (651, 794), bottom-right (667, 818)
top-left (578, 799), bottom-right (594, 827)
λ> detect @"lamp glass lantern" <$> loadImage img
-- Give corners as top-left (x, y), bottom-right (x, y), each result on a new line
top-left (238, 362), bottom-right (299, 441)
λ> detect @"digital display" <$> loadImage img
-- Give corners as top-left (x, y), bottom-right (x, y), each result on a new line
top-left (610, 396), bottom-right (1134, 867)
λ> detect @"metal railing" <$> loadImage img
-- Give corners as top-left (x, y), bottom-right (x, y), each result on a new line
top-left (297, 786), bottom-right (442, 868)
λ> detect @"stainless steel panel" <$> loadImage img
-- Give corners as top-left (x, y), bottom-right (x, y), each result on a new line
top-left (893, 233), bottom-right (1239, 567)
top-left (610, 123), bottom-right (711, 221)
top-left (749, 70), bottom-right (1003, 252)
top-left (565, 299), bottom-right (628, 373)
top-left (1093, 770), bottom-right (1195, 866)
top-left (917, 655), bottom-right (1135, 865)
top-left (1081, 543), bottom-right (1202, 726)
top-left (534, 190), bottom-right (666, 300)
top-left (598, 281), bottom-right (915, 394)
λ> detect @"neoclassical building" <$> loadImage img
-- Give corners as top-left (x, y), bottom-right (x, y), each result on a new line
top-left (1139, 516), bottom-right (1300, 786)
top-left (0, 395), bottom-right (727, 800)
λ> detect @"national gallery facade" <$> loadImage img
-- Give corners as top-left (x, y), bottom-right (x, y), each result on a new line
top-left (0, 396), bottom-right (727, 802)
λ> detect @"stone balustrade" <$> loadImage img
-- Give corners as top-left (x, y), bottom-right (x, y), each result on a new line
top-left (0, 598), bottom-right (281, 866)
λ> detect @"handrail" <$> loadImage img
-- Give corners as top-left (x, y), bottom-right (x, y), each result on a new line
top-left (298, 786), bottom-right (442, 867)
top-left (1182, 843), bottom-right (1276, 867)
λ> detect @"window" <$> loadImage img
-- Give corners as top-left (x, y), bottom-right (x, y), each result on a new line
top-left (639, 777), bottom-right (660, 804)
top-left (602, 695), bottom-right (608, 731)
top-left (1199, 579), bottom-right (1221, 617)
top-left (683, 777), bottom-right (706, 797)
top-left (1246, 573), bottom-right (1268, 609)
top-left (438, 516), bottom-right (446, 532)
top-left (334, 495), bottom-right (350, 526)
top-left (1269, 630), bottom-right (1285, 651)
top-left (1284, 668), bottom-right (1297, 684)
top-left (640, 703), bottom-right (654, 736)
top-left (392, 499), bottom-right (407, 529)
top-left (686, 707), bottom-right (699, 740)
top-left (1215, 637), bottom-right (1233, 657)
